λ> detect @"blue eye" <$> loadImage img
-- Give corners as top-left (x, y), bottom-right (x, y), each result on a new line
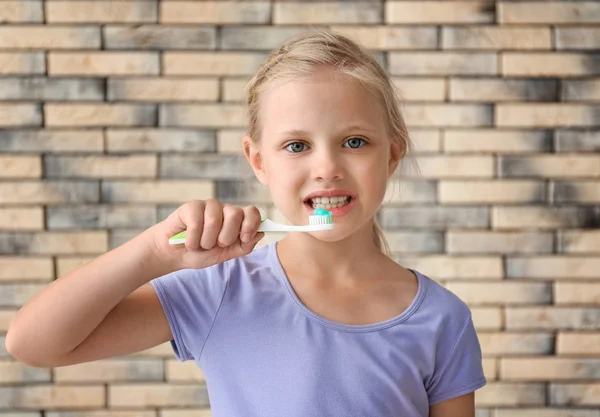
top-left (344, 137), bottom-right (366, 149)
top-left (285, 142), bottom-right (308, 153)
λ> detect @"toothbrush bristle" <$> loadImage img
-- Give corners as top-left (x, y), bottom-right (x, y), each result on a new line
top-left (309, 212), bottom-right (333, 226)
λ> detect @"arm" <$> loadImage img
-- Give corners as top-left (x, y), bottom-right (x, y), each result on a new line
top-left (430, 392), bottom-right (475, 417)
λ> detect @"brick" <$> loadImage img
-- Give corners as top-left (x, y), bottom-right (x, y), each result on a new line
top-left (556, 130), bottom-right (600, 152)
top-left (329, 26), bottom-right (437, 50)
top-left (395, 256), bottom-right (503, 279)
top-left (216, 180), bottom-right (272, 204)
top-left (407, 130), bottom-right (442, 153)
top-left (390, 52), bottom-right (497, 75)
top-left (0, 77), bottom-right (103, 101)
top-left (160, 104), bottom-right (246, 128)
top-left (384, 231), bottom-right (443, 254)
top-left (109, 384), bottom-right (209, 407)
top-left (550, 383), bottom-right (600, 406)
top-left (0, 310), bottom-right (17, 332)
top-left (503, 53), bottom-right (600, 77)
top-left (0, 284), bottom-right (47, 307)
top-left (131, 342), bottom-right (174, 358)
top-left (47, 412), bottom-right (156, 417)
top-left (500, 155), bottom-right (600, 178)
top-left (104, 26), bottom-right (215, 50)
top-left (439, 180), bottom-right (545, 204)
top-left (443, 27), bottom-right (551, 50)
top-left (0, 130), bottom-right (104, 153)
top-left (496, 409), bottom-right (600, 417)
top-left (274, 2), bottom-right (381, 24)
top-left (160, 154), bottom-right (252, 180)
top-left (55, 257), bottom-right (95, 278)
top-left (166, 360), bottom-right (206, 382)
top-left (161, 410), bottom-right (212, 417)
top-left (559, 230), bottom-right (600, 254)
top-left (47, 1), bottom-right (156, 23)
top-left (555, 283), bottom-right (600, 304)
top-left (45, 104), bottom-right (156, 127)
top-left (221, 26), bottom-right (319, 50)
top-left (0, 361), bottom-right (50, 383)
top-left (446, 282), bottom-right (552, 305)
top-left (478, 333), bottom-right (553, 356)
top-left (562, 80), bottom-right (600, 101)
top-left (444, 129), bottom-right (552, 153)
top-left (106, 129), bottom-right (215, 153)
top-left (0, 335), bottom-right (8, 358)
top-left (392, 78), bottom-right (446, 101)
top-left (482, 358), bottom-right (497, 380)
top-left (507, 256), bottom-right (600, 279)
top-left (384, 180), bottom-right (437, 204)
top-left (554, 181), bottom-right (600, 203)
top-left (493, 206), bottom-right (600, 230)
top-left (0, 181), bottom-right (99, 205)
top-left (0, 1), bottom-right (43, 23)
top-left (556, 28), bottom-right (600, 50)
top-left (0, 52), bottom-right (45, 75)
top-left (163, 52), bottom-right (268, 76)
top-left (404, 104), bottom-right (492, 127)
top-left (161, 1), bottom-right (270, 24)
top-left (45, 155), bottom-right (157, 179)
top-left (386, 1), bottom-right (494, 24)
top-left (502, 358), bottom-right (600, 381)
top-left (0, 386), bottom-right (104, 408)
top-left (0, 156), bottom-right (41, 179)
top-left (499, 2), bottom-right (600, 24)
top-left (0, 104), bottom-right (42, 127)
top-left (109, 230), bottom-right (146, 250)
top-left (506, 307), bottom-right (600, 330)
top-left (0, 231), bottom-right (108, 255)
top-left (476, 382), bottom-right (545, 406)
top-left (47, 205), bottom-right (156, 230)
top-left (222, 78), bottom-right (251, 102)
top-left (55, 359), bottom-right (163, 382)
top-left (496, 104), bottom-right (600, 127)
top-left (557, 333), bottom-right (600, 355)
top-left (0, 208), bottom-right (43, 231)
top-left (450, 79), bottom-right (557, 102)
top-left (108, 78), bottom-right (219, 102)
top-left (379, 206), bottom-right (489, 229)
top-left (0, 26), bottom-right (100, 49)
top-left (398, 155), bottom-right (494, 178)
top-left (216, 129), bottom-right (248, 153)
top-left (447, 231), bottom-right (553, 254)
top-left (0, 258), bottom-right (53, 281)
top-left (101, 181), bottom-right (213, 204)
top-left (471, 308), bottom-right (503, 330)
top-left (49, 52), bottom-right (159, 76)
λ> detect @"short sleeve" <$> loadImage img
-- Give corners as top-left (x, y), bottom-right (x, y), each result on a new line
top-left (150, 261), bottom-right (230, 362)
top-left (426, 316), bottom-right (487, 405)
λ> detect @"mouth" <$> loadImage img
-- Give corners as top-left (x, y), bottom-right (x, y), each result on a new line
top-left (305, 195), bottom-right (353, 210)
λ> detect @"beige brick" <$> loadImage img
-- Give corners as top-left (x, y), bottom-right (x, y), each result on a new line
top-left (46, 1), bottom-right (157, 23)
top-left (0, 361), bottom-right (50, 383)
top-left (0, 284), bottom-right (47, 307)
top-left (507, 257), bottom-right (600, 279)
top-left (0, 181), bottom-right (99, 205)
top-left (446, 282), bottom-right (552, 305)
top-left (0, 104), bottom-right (42, 127)
top-left (390, 52), bottom-right (497, 75)
top-left (108, 78), bottom-right (219, 102)
top-left (105, 25), bottom-right (216, 50)
top-left (0, 257), bottom-right (53, 281)
top-left (101, 181), bottom-right (213, 204)
top-left (502, 358), bottom-right (600, 381)
top-left (450, 79), bottom-right (557, 102)
top-left (478, 333), bottom-right (553, 356)
top-left (45, 155), bottom-right (157, 179)
top-left (503, 53), bottom-right (600, 77)
top-left (109, 229), bottom-right (146, 250)
top-left (161, 411), bottom-right (212, 417)
top-left (555, 283), bottom-right (600, 304)
top-left (166, 360), bottom-right (206, 382)
top-left (556, 28), bottom-right (600, 50)
top-left (501, 155), bottom-right (600, 178)
top-left (106, 129), bottom-right (215, 153)
top-left (109, 384), bottom-right (209, 407)
top-left (492, 206), bottom-right (599, 230)
top-left (560, 230), bottom-right (600, 253)
top-left (0, 207), bottom-right (44, 230)
top-left (444, 130), bottom-right (551, 153)
top-left (161, 1), bottom-right (270, 24)
top-left (562, 80), bottom-right (600, 101)
top-left (0, 1), bottom-right (43, 23)
top-left (483, 358), bottom-right (497, 380)
top-left (557, 333), bottom-right (600, 355)
top-left (0, 130), bottom-right (104, 153)
top-left (163, 52), bottom-right (268, 76)
top-left (0, 26), bottom-right (100, 49)
top-left (45, 104), bottom-right (156, 127)
top-left (439, 180), bottom-right (545, 204)
top-left (550, 383), bottom-right (600, 406)
top-left (507, 307), bottom-right (600, 330)
top-left (447, 231), bottom-right (553, 254)
top-left (217, 129), bottom-right (245, 153)
top-left (160, 104), bottom-right (246, 128)
top-left (2, 231), bottom-right (108, 255)
top-left (408, 130), bottom-right (443, 153)
top-left (329, 27), bottom-right (437, 50)
top-left (497, 104), bottom-right (600, 127)
top-left (222, 78), bottom-right (250, 102)
top-left (555, 181), bottom-right (600, 203)
top-left (499, 2), bottom-right (600, 24)
top-left (49, 52), bottom-right (159, 76)
top-left (55, 257), bottom-right (95, 278)
top-left (496, 409), bottom-right (600, 417)
top-left (476, 382), bottom-right (545, 406)
top-left (0, 156), bottom-right (41, 178)
top-left (132, 342), bottom-right (174, 358)
top-left (0, 52), bottom-right (45, 74)
top-left (392, 78), bottom-right (446, 101)
top-left (55, 359), bottom-right (163, 382)
top-left (384, 180), bottom-right (436, 205)
top-left (274, 2), bottom-right (381, 24)
top-left (404, 104), bottom-right (492, 127)
top-left (47, 412), bottom-right (156, 417)
top-left (399, 155), bottom-right (494, 178)
top-left (472, 307), bottom-right (503, 330)
top-left (0, 385), bottom-right (104, 408)
top-left (0, 310), bottom-right (17, 332)
top-left (386, 1), bottom-right (494, 24)
top-left (396, 256), bottom-right (503, 279)
top-left (443, 27), bottom-right (551, 50)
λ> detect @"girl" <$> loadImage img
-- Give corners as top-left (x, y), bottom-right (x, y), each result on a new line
top-left (6, 30), bottom-right (486, 416)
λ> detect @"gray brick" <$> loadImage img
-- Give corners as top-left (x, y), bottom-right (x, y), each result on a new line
top-left (386, 231), bottom-right (444, 254)
top-left (450, 79), bottom-right (557, 102)
top-left (273, 2), bottom-right (382, 24)
top-left (47, 205), bottom-right (156, 229)
top-left (556, 28), bottom-right (600, 50)
top-left (0, 181), bottom-right (99, 205)
top-left (106, 129), bottom-right (216, 153)
top-left (0, 1), bottom-right (43, 23)
top-left (216, 180), bottom-right (271, 204)
top-left (500, 156), bottom-right (600, 178)
top-left (556, 130), bottom-right (600, 152)
top-left (160, 154), bottom-right (253, 180)
top-left (0, 52), bottom-right (45, 75)
top-left (44, 155), bottom-right (157, 179)
top-left (104, 25), bottom-right (216, 50)
top-left (443, 27), bottom-right (551, 50)
top-left (220, 27), bottom-right (316, 50)
top-left (0, 130), bottom-right (103, 153)
top-left (0, 284), bottom-right (46, 307)
top-left (562, 80), bottom-right (600, 101)
top-left (493, 206), bottom-right (600, 230)
top-left (554, 181), bottom-right (600, 203)
top-left (390, 52), bottom-right (497, 75)
top-left (0, 78), bottom-right (103, 101)
top-left (506, 307), bottom-right (600, 330)
top-left (379, 207), bottom-right (489, 229)
top-left (110, 230), bottom-right (146, 250)
top-left (550, 383), bottom-right (600, 406)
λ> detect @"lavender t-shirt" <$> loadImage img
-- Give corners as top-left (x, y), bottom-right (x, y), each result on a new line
top-left (150, 242), bottom-right (486, 416)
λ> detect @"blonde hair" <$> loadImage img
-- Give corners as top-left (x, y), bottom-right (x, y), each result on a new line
top-left (244, 30), bottom-right (412, 256)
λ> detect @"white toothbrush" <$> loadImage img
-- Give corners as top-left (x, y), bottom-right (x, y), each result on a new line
top-left (168, 208), bottom-right (334, 245)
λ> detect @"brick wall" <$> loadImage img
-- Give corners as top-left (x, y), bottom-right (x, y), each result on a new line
top-left (1, 0), bottom-right (599, 415)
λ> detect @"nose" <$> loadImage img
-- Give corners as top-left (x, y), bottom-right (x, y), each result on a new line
top-left (312, 147), bottom-right (343, 182)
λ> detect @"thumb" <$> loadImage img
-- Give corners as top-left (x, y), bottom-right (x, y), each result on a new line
top-left (239, 232), bottom-right (265, 254)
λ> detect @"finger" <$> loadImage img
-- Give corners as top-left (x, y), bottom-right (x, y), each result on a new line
top-left (200, 199), bottom-right (223, 250)
top-left (181, 200), bottom-right (205, 252)
top-left (240, 205), bottom-right (262, 243)
top-left (239, 232), bottom-right (265, 253)
top-left (217, 204), bottom-right (244, 248)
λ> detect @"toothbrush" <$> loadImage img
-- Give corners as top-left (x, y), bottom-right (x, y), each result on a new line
top-left (168, 208), bottom-right (334, 245)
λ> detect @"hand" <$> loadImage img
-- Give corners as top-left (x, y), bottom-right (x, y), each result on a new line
top-left (150, 199), bottom-right (264, 270)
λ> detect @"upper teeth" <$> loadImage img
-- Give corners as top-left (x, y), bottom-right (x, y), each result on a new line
top-left (309, 196), bottom-right (350, 204)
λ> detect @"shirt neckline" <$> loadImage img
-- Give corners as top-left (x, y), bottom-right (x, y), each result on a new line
top-left (268, 241), bottom-right (427, 333)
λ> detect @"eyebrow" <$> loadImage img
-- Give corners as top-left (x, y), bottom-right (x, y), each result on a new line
top-left (278, 125), bottom-right (378, 137)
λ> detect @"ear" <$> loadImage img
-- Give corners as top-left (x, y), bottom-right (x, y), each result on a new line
top-left (243, 135), bottom-right (269, 186)
top-left (387, 140), bottom-right (402, 178)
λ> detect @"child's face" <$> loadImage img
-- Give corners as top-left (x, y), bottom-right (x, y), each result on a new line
top-left (244, 67), bottom-right (401, 241)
